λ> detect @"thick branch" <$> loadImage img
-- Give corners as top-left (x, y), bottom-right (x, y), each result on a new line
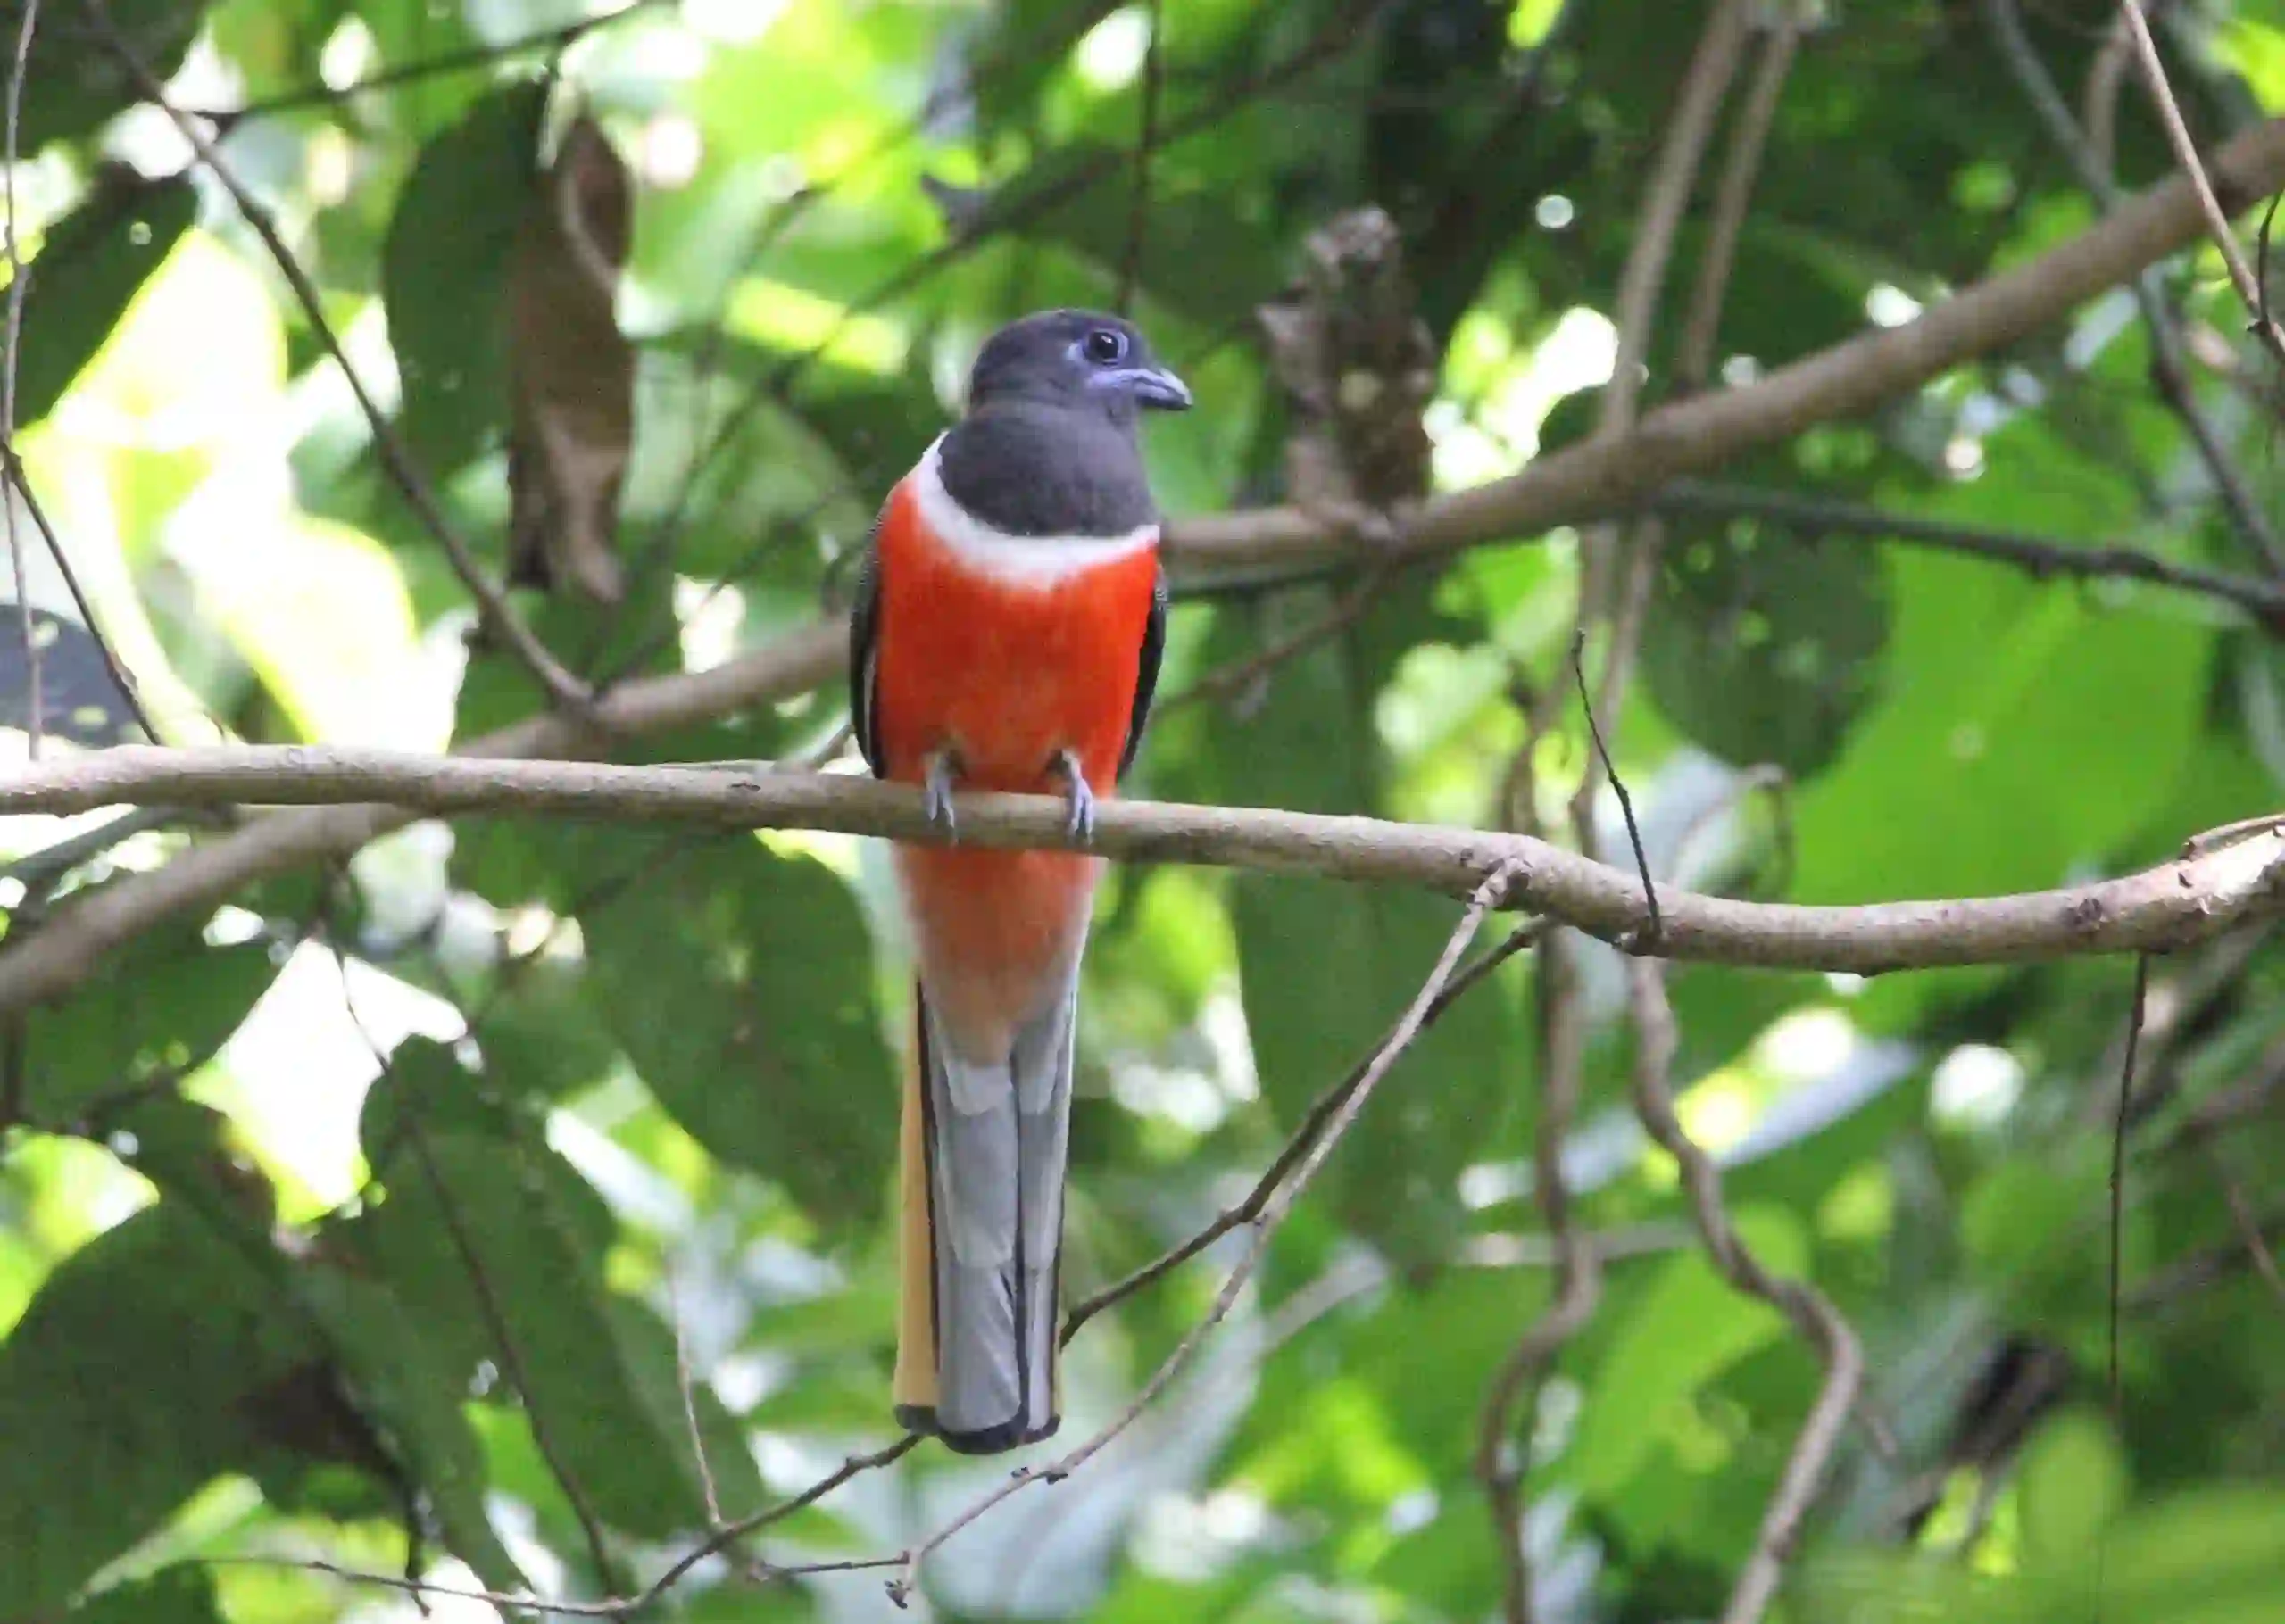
top-left (1, 747), bottom-right (2281, 989)
top-left (1165, 116), bottom-right (2285, 579)
top-left (0, 622), bottom-right (842, 1015)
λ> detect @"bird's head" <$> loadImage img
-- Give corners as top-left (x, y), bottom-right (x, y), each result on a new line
top-left (965, 310), bottom-right (1192, 425)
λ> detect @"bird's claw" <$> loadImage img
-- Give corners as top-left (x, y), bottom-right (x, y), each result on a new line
top-left (923, 750), bottom-right (961, 838)
top-left (1050, 750), bottom-right (1097, 845)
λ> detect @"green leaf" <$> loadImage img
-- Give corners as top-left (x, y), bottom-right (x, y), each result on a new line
top-left (0, 1206), bottom-right (317, 1616)
top-left (582, 834), bottom-right (896, 1233)
top-left (381, 81), bottom-right (548, 476)
top-left (1564, 1206), bottom-right (1807, 1497)
top-left (21, 925), bottom-right (279, 1125)
top-left (348, 1047), bottom-right (757, 1541)
top-left (70, 1565), bottom-right (226, 1623)
top-left (1645, 518), bottom-right (1893, 777)
top-left (11, 170), bottom-right (195, 430)
top-left (2016, 1408), bottom-right (2128, 1568)
top-left (13, 3), bottom-right (208, 152)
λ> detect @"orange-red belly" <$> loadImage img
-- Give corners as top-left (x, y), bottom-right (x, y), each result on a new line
top-left (869, 477), bottom-right (1159, 1053)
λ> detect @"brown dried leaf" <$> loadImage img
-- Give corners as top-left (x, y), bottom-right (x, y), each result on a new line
top-left (505, 113), bottom-right (636, 605)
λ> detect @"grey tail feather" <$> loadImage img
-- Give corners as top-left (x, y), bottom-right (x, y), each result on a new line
top-left (906, 963), bottom-right (1078, 1454)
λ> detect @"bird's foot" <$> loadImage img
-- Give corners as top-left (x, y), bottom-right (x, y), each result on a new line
top-left (922, 748), bottom-right (963, 838)
top-left (1048, 750), bottom-right (1097, 845)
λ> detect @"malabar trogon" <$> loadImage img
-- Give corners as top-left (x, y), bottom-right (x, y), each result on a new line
top-left (851, 310), bottom-right (1191, 1454)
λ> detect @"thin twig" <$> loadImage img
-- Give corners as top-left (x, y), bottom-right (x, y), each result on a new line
top-left (1115, 0), bottom-right (1165, 316)
top-left (1570, 629), bottom-right (1661, 946)
top-left (669, 1279), bottom-right (726, 1531)
top-left (84, 0), bottom-right (594, 712)
top-left (887, 865), bottom-right (1522, 1607)
top-left (1651, 478), bottom-right (2285, 624)
top-left (2116, 0), bottom-right (2285, 371)
top-left (1476, 927), bottom-right (1601, 1624)
top-left (1676, 7), bottom-right (1800, 388)
top-left (2110, 951), bottom-right (2151, 1416)
top-left (1626, 958), bottom-right (1865, 1624)
top-left (1981, 0), bottom-right (2285, 576)
top-left (187, 0), bottom-right (670, 132)
top-left (2210, 1152), bottom-right (2285, 1313)
top-left (3, 0), bottom-right (41, 758)
top-left (1059, 916), bottom-right (1545, 1344)
top-left (1159, 563), bottom-right (1394, 714)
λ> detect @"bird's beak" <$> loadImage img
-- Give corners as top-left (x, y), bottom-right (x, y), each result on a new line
top-left (1100, 365), bottom-right (1192, 411)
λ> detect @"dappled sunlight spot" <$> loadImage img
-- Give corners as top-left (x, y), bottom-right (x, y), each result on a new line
top-left (1074, 6), bottom-right (1153, 92)
top-left (1433, 305), bottom-right (1616, 488)
top-left (52, 232), bottom-right (286, 450)
top-left (1, 1136), bottom-right (158, 1328)
top-left (758, 824), bottom-right (864, 878)
top-left (349, 820), bottom-right (457, 951)
top-left (674, 576), bottom-right (745, 670)
top-left (1674, 1070), bottom-right (1758, 1162)
top-left (1930, 1043), bottom-right (2023, 1132)
top-left (1109, 1056), bottom-right (1232, 1135)
top-left (723, 276), bottom-right (904, 375)
top-left (1817, 1162), bottom-right (1895, 1245)
top-left (175, 501), bottom-right (440, 749)
top-left (208, 944), bottom-right (465, 1215)
top-left (684, 0), bottom-right (792, 45)
top-left (1865, 283), bottom-right (1923, 328)
top-left (1132, 1485), bottom-right (1275, 1585)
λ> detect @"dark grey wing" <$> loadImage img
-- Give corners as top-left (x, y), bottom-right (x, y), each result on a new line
top-left (850, 526), bottom-right (886, 779)
top-left (1118, 565), bottom-right (1167, 783)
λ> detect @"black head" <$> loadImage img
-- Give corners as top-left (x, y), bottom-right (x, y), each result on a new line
top-left (965, 310), bottom-right (1192, 424)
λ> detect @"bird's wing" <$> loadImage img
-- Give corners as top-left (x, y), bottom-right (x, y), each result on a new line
top-left (1118, 562), bottom-right (1167, 782)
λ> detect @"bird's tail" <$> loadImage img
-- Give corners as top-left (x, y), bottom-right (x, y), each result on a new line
top-left (893, 968), bottom-right (1077, 1454)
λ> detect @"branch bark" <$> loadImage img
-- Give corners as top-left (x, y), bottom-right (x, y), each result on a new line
top-left (1165, 115), bottom-right (2285, 580)
top-left (0, 746), bottom-right (2281, 994)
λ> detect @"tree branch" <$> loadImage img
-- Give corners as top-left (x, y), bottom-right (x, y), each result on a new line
top-left (2117, 0), bottom-right (2285, 372)
top-left (1626, 958), bottom-right (1865, 1624)
top-left (1649, 477), bottom-right (2285, 623)
top-left (0, 747), bottom-right (2280, 985)
top-left (1166, 114), bottom-right (2285, 581)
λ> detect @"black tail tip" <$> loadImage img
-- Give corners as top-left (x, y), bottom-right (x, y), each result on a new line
top-left (895, 1403), bottom-right (1062, 1456)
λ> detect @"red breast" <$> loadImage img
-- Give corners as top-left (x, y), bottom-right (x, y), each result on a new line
top-left (869, 453), bottom-right (1160, 1052)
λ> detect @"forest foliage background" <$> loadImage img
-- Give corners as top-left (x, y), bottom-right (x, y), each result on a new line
top-left (4, 0), bottom-right (2285, 1620)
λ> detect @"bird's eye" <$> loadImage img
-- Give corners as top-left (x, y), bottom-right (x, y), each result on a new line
top-left (1084, 327), bottom-right (1128, 365)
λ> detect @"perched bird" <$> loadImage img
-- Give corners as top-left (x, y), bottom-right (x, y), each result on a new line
top-left (851, 310), bottom-right (1190, 1454)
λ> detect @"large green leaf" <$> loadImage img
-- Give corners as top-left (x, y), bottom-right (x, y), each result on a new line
top-left (380, 81), bottom-right (548, 476)
top-left (0, 1206), bottom-right (316, 1616)
top-left (345, 1042), bottom-right (766, 1542)
top-left (12, 2), bottom-right (208, 152)
top-left (11, 170), bottom-right (195, 431)
top-left (582, 834), bottom-right (896, 1233)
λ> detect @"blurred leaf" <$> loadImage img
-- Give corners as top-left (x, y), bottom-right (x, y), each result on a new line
top-left (9, 168), bottom-right (195, 431)
top-left (70, 1565), bottom-right (226, 1623)
top-left (1565, 1206), bottom-right (1807, 1497)
top-left (382, 80), bottom-right (549, 476)
top-left (0, 1206), bottom-right (314, 1616)
top-left (21, 925), bottom-right (278, 1124)
top-left (346, 1040), bottom-right (760, 1540)
top-left (13, 2), bottom-right (207, 152)
top-left (2016, 1407), bottom-right (2129, 1568)
top-left (1645, 520), bottom-right (1892, 778)
top-left (583, 834), bottom-right (896, 1234)
top-left (0, 608), bottom-right (145, 748)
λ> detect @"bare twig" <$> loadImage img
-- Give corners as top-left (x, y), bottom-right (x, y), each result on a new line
top-left (2, 747), bottom-right (2283, 980)
top-left (886, 866), bottom-right (1521, 1607)
top-left (4, 0), bottom-right (41, 759)
top-left (1158, 563), bottom-right (1395, 714)
top-left (1676, 7), bottom-right (1800, 388)
top-left (1981, 0), bottom-right (2285, 576)
top-left (1651, 478), bottom-right (2285, 624)
top-left (1570, 629), bottom-right (1660, 945)
top-left (1115, 0), bottom-right (1165, 316)
top-left (1626, 958), bottom-right (1865, 1624)
top-left (1476, 927), bottom-right (1601, 1624)
top-left (2211, 1152), bottom-right (2285, 1313)
top-left (2110, 951), bottom-right (2151, 1415)
top-left (2116, 0), bottom-right (2285, 371)
top-left (85, 0), bottom-right (593, 712)
top-left (1059, 916), bottom-right (1546, 1345)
